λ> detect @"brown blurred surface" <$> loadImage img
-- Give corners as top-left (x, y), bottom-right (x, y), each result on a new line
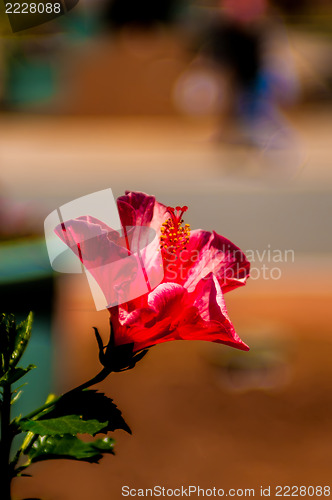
top-left (57, 27), bottom-right (332, 115)
top-left (62, 31), bottom-right (187, 115)
top-left (1, 110), bottom-right (330, 499)
top-left (1, 107), bottom-right (332, 202)
top-left (11, 268), bottom-right (332, 500)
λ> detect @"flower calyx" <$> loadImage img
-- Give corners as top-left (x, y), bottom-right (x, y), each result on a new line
top-left (93, 324), bottom-right (149, 373)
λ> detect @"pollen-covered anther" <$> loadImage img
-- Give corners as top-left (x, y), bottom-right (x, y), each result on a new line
top-left (160, 205), bottom-right (191, 254)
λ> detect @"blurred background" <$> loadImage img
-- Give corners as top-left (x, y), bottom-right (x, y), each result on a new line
top-left (0, 0), bottom-right (331, 498)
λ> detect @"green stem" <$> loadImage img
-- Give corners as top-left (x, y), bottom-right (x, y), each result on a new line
top-left (0, 381), bottom-right (13, 500)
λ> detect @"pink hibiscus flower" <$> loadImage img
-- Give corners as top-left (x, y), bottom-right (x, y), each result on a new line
top-left (55, 191), bottom-right (250, 355)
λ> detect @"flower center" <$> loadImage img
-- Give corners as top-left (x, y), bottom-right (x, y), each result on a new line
top-left (160, 206), bottom-right (190, 254)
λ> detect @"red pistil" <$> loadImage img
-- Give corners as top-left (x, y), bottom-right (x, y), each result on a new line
top-left (166, 206), bottom-right (188, 226)
top-left (160, 206), bottom-right (190, 255)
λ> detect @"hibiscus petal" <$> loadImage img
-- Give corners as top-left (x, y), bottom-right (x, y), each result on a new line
top-left (118, 192), bottom-right (156, 226)
top-left (181, 230), bottom-right (250, 293)
top-left (147, 282), bottom-right (187, 314)
top-left (55, 217), bottom-right (151, 308)
top-left (118, 192), bottom-right (168, 294)
top-left (54, 217), bottom-right (127, 267)
top-left (117, 200), bottom-right (137, 228)
top-left (193, 274), bottom-right (249, 351)
top-left (119, 191), bottom-right (168, 232)
top-left (110, 283), bottom-right (192, 350)
top-left (111, 277), bottom-right (248, 352)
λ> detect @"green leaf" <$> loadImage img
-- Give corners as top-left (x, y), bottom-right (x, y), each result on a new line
top-left (34, 390), bottom-right (131, 434)
top-left (0, 312), bottom-right (33, 380)
top-left (0, 364), bottom-right (36, 387)
top-left (20, 415), bottom-right (108, 436)
top-left (11, 390), bottom-right (23, 405)
top-left (45, 393), bottom-right (57, 405)
top-left (10, 312), bottom-right (33, 369)
top-left (0, 313), bottom-right (16, 375)
top-left (27, 435), bottom-right (115, 464)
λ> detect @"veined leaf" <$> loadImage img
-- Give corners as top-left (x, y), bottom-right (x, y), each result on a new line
top-left (0, 365), bottom-right (36, 387)
top-left (11, 390), bottom-right (23, 405)
top-left (0, 312), bottom-right (33, 380)
top-left (0, 313), bottom-right (16, 376)
top-left (27, 435), bottom-right (115, 463)
top-left (10, 312), bottom-right (33, 369)
top-left (20, 415), bottom-right (108, 436)
top-left (34, 390), bottom-right (131, 434)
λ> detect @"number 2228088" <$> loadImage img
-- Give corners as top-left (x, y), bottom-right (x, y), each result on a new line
top-left (5, 3), bottom-right (62, 14)
top-left (275, 485), bottom-right (330, 496)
